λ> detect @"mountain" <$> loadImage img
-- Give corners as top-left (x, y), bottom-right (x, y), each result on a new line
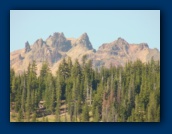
top-left (10, 32), bottom-right (160, 75)
top-left (92, 37), bottom-right (160, 68)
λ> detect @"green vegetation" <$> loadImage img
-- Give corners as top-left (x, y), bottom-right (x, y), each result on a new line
top-left (10, 57), bottom-right (160, 122)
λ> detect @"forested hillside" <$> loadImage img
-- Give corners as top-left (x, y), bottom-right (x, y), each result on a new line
top-left (10, 56), bottom-right (160, 122)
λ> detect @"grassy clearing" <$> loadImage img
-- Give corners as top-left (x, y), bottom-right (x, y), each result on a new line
top-left (36, 113), bottom-right (71, 122)
top-left (10, 112), bottom-right (72, 122)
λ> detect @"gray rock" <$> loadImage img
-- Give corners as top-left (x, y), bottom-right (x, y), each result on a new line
top-left (76, 33), bottom-right (93, 50)
top-left (25, 41), bottom-right (31, 53)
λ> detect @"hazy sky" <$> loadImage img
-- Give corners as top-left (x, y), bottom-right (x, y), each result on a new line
top-left (10, 10), bottom-right (160, 52)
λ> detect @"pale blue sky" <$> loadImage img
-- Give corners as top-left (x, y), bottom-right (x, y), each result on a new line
top-left (10, 10), bottom-right (160, 52)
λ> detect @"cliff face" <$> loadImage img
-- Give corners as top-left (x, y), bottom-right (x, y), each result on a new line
top-left (10, 32), bottom-right (160, 75)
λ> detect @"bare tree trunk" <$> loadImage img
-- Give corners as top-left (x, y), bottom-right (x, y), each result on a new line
top-left (90, 87), bottom-right (92, 106)
top-left (86, 84), bottom-right (89, 101)
top-left (106, 105), bottom-right (108, 122)
top-left (75, 100), bottom-right (77, 122)
top-left (65, 103), bottom-right (67, 122)
top-left (102, 93), bottom-right (106, 122)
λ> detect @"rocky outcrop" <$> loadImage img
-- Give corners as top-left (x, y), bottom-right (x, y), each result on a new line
top-left (25, 41), bottom-right (31, 53)
top-left (75, 33), bottom-right (93, 50)
top-left (46, 32), bottom-right (72, 52)
top-left (92, 37), bottom-right (159, 68)
top-left (97, 37), bottom-right (129, 55)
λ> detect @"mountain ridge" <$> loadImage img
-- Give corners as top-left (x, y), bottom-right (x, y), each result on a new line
top-left (10, 32), bottom-right (160, 75)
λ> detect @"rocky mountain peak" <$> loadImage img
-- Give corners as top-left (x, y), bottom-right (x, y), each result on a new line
top-left (46, 32), bottom-right (66, 47)
top-left (46, 32), bottom-right (71, 52)
top-left (98, 37), bottom-right (129, 52)
top-left (138, 43), bottom-right (149, 50)
top-left (80, 32), bottom-right (89, 40)
top-left (25, 41), bottom-right (31, 53)
top-left (53, 32), bottom-right (65, 38)
top-left (36, 38), bottom-right (44, 45)
top-left (116, 37), bottom-right (129, 46)
top-left (76, 33), bottom-right (93, 50)
top-left (117, 37), bottom-right (125, 41)
top-left (32, 38), bottom-right (45, 50)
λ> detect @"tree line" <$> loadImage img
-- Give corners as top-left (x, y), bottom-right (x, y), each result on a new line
top-left (10, 56), bottom-right (160, 122)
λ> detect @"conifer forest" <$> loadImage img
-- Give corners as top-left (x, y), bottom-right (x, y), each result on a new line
top-left (10, 57), bottom-right (160, 122)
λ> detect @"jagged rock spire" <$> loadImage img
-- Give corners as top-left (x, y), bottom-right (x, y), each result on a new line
top-left (77, 33), bottom-right (93, 50)
top-left (25, 41), bottom-right (31, 53)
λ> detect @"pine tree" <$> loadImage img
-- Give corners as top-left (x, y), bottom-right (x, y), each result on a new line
top-left (81, 104), bottom-right (89, 122)
top-left (94, 106), bottom-right (99, 122)
top-left (32, 112), bottom-right (37, 122)
top-left (17, 109), bottom-right (23, 122)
